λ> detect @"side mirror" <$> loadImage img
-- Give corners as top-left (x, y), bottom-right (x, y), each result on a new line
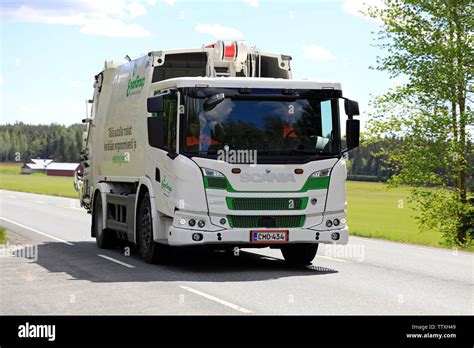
top-left (344, 99), bottom-right (360, 117)
top-left (147, 116), bottom-right (164, 148)
top-left (346, 119), bottom-right (360, 151)
top-left (203, 93), bottom-right (225, 111)
top-left (147, 95), bottom-right (164, 113)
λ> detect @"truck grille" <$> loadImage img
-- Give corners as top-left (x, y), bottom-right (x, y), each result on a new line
top-left (227, 215), bottom-right (305, 228)
top-left (227, 197), bottom-right (307, 210)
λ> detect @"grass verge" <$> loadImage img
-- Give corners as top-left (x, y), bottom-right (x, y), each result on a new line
top-left (0, 226), bottom-right (7, 244)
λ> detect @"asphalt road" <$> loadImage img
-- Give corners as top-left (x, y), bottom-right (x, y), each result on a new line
top-left (1, 189), bottom-right (472, 315)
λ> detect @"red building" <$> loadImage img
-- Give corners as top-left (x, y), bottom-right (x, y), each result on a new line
top-left (46, 163), bottom-right (80, 177)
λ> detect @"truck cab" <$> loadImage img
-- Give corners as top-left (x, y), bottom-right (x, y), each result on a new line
top-left (79, 41), bottom-right (360, 265)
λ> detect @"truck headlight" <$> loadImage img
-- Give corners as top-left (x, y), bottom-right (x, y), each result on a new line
top-left (201, 168), bottom-right (224, 177)
top-left (309, 168), bottom-right (331, 178)
top-left (202, 167), bottom-right (228, 190)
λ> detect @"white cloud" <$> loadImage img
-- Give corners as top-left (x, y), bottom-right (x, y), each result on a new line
top-left (80, 17), bottom-right (151, 37)
top-left (164, 0), bottom-right (177, 5)
top-left (244, 0), bottom-right (259, 7)
top-left (195, 24), bottom-right (243, 39)
top-left (342, 0), bottom-right (386, 22)
top-left (125, 2), bottom-right (147, 18)
top-left (303, 44), bottom-right (336, 61)
top-left (4, 6), bottom-right (86, 25)
top-left (1, 1), bottom-right (154, 38)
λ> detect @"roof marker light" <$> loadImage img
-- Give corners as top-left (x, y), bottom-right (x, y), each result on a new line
top-left (223, 41), bottom-right (237, 60)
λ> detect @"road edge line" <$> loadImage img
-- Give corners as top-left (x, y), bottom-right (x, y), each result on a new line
top-left (97, 254), bottom-right (136, 268)
top-left (179, 285), bottom-right (253, 314)
top-left (0, 217), bottom-right (74, 245)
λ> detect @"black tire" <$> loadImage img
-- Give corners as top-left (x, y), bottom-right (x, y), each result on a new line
top-left (137, 192), bottom-right (171, 264)
top-left (93, 193), bottom-right (117, 249)
top-left (281, 244), bottom-right (318, 266)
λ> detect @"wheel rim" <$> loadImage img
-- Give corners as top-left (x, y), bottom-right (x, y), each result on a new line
top-left (141, 206), bottom-right (152, 249)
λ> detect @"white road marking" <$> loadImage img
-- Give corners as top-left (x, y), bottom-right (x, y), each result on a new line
top-left (9, 195), bottom-right (17, 199)
top-left (0, 217), bottom-right (74, 245)
top-left (316, 255), bottom-right (350, 263)
top-left (56, 205), bottom-right (84, 211)
top-left (29, 200), bottom-right (46, 204)
top-left (179, 286), bottom-right (253, 314)
top-left (97, 254), bottom-right (136, 268)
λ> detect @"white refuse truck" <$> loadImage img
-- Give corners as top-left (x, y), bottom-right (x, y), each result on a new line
top-left (78, 41), bottom-right (360, 265)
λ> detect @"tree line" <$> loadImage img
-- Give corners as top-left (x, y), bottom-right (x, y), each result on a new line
top-left (346, 137), bottom-right (400, 182)
top-left (0, 123), bottom-right (470, 186)
top-left (0, 123), bottom-right (85, 163)
top-left (1, 122), bottom-right (404, 182)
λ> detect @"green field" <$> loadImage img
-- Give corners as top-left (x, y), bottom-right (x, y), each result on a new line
top-left (346, 181), bottom-right (439, 246)
top-left (0, 163), bottom-right (79, 198)
top-left (0, 163), bottom-right (468, 250)
top-left (0, 226), bottom-right (7, 244)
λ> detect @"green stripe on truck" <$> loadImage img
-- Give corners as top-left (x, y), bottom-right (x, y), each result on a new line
top-left (205, 176), bottom-right (329, 192)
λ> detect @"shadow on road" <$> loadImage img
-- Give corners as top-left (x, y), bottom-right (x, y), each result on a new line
top-left (27, 241), bottom-right (338, 283)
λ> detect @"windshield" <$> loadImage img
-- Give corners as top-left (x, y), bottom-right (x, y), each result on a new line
top-left (180, 88), bottom-right (341, 161)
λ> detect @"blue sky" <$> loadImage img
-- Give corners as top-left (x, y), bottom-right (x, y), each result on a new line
top-left (0, 0), bottom-right (400, 129)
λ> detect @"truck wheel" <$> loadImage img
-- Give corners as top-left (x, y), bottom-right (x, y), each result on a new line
top-left (281, 244), bottom-right (318, 266)
top-left (93, 193), bottom-right (117, 249)
top-left (137, 192), bottom-right (171, 264)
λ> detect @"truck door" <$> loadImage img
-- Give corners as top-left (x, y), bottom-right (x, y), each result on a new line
top-left (147, 89), bottom-right (180, 216)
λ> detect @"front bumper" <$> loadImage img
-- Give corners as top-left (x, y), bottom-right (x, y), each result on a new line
top-left (167, 226), bottom-right (349, 246)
